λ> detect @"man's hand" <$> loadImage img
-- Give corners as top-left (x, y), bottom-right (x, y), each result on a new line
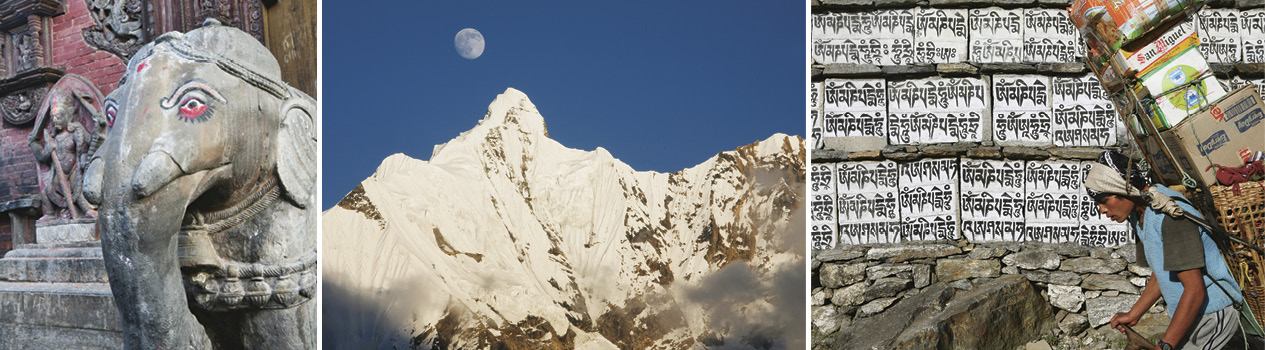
top-left (1111, 311), bottom-right (1141, 334)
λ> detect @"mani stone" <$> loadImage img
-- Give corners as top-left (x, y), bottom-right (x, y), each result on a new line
top-left (868, 244), bottom-right (962, 263)
top-left (1086, 294), bottom-right (1142, 327)
top-left (832, 283), bottom-right (868, 308)
top-left (1082, 274), bottom-right (1139, 294)
top-left (1003, 250), bottom-right (1061, 270)
top-left (1047, 284), bottom-right (1085, 312)
top-left (1060, 257), bottom-right (1127, 274)
top-left (820, 263), bottom-right (866, 288)
top-left (936, 258), bottom-right (1000, 282)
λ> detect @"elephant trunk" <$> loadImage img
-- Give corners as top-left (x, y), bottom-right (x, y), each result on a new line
top-left (95, 151), bottom-right (216, 349)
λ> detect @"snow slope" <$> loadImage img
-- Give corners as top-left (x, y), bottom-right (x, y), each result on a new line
top-left (323, 88), bottom-right (805, 349)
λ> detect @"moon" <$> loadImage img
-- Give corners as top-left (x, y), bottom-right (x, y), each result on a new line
top-left (455, 28), bottom-right (485, 60)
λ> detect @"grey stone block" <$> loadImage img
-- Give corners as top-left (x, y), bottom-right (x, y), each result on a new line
top-left (881, 64), bottom-right (936, 76)
top-left (1049, 147), bottom-right (1107, 160)
top-left (1036, 62), bottom-right (1088, 74)
top-left (823, 63), bottom-right (883, 76)
top-left (936, 63), bottom-right (978, 76)
top-left (1002, 146), bottom-right (1051, 160)
top-left (979, 63), bottom-right (1038, 74)
top-left (0, 258), bottom-right (107, 283)
top-left (0, 323), bottom-right (122, 350)
top-left (1239, 0), bottom-right (1265, 9)
top-left (811, 149), bottom-right (849, 162)
top-left (0, 281), bottom-right (120, 332)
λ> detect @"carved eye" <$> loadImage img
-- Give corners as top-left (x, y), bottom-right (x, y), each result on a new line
top-left (160, 80), bottom-right (227, 124)
top-left (177, 93), bottom-right (210, 122)
top-left (103, 99), bottom-right (117, 128)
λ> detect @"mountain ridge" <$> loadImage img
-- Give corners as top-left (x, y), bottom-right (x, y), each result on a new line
top-left (325, 87), bottom-right (805, 349)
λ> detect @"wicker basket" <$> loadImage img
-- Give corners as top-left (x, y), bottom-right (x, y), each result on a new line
top-left (1211, 182), bottom-right (1265, 326)
top-left (1210, 181), bottom-right (1265, 238)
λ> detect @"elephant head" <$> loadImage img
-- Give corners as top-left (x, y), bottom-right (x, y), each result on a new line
top-left (82, 20), bottom-right (317, 349)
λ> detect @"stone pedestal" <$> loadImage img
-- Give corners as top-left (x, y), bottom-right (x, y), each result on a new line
top-left (0, 222), bottom-right (121, 349)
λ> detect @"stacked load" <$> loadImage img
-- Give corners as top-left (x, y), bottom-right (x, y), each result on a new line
top-left (1072, 0), bottom-right (1265, 328)
top-left (1070, 0), bottom-right (1265, 189)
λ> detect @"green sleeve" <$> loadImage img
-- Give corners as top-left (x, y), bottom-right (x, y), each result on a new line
top-left (1160, 216), bottom-right (1205, 272)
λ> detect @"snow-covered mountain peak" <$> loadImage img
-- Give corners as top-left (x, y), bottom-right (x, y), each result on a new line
top-left (325, 89), bottom-right (805, 350)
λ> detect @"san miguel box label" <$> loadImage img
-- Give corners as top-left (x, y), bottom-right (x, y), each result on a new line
top-left (1165, 85), bottom-right (1265, 186)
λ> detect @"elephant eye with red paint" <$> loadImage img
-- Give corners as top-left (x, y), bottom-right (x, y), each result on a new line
top-left (160, 80), bottom-right (228, 124)
top-left (103, 99), bottom-right (117, 128)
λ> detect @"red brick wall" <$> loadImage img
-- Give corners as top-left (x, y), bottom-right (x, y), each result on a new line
top-left (0, 1), bottom-right (127, 251)
top-left (0, 215), bottom-right (10, 255)
top-left (51, 0), bottom-right (126, 95)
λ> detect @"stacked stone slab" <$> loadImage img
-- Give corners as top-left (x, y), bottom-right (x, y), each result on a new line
top-left (811, 241), bottom-right (1160, 347)
top-left (0, 222), bottom-right (121, 348)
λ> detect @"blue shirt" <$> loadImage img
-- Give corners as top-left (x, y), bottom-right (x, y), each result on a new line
top-left (1131, 186), bottom-right (1242, 317)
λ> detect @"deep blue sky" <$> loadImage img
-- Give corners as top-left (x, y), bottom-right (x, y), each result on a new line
top-left (322, 2), bottom-right (805, 208)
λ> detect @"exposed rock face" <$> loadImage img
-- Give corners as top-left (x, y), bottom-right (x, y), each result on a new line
top-left (324, 88), bottom-right (805, 349)
top-left (834, 276), bottom-right (1054, 350)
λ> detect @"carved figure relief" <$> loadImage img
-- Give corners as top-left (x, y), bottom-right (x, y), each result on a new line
top-left (28, 74), bottom-right (107, 222)
top-left (2, 87), bottom-right (45, 125)
top-left (82, 21), bottom-right (317, 349)
top-left (82, 0), bottom-right (147, 59)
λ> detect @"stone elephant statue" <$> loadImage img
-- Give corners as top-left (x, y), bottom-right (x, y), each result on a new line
top-left (82, 20), bottom-right (317, 349)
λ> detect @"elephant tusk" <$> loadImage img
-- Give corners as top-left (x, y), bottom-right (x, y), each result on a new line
top-left (131, 152), bottom-right (184, 198)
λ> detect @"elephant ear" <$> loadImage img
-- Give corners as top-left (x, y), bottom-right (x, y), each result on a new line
top-left (277, 94), bottom-right (317, 209)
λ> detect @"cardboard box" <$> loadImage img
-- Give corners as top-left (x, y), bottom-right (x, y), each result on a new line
top-left (1069, 0), bottom-right (1204, 48)
top-left (1110, 19), bottom-right (1198, 77)
top-left (1149, 85), bottom-right (1265, 186)
top-left (1134, 47), bottom-right (1227, 130)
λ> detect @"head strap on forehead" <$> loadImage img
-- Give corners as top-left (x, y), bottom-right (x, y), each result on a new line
top-left (1084, 150), bottom-right (1185, 217)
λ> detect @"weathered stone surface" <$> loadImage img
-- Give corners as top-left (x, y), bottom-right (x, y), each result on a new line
top-left (937, 63), bottom-right (978, 76)
top-left (813, 306), bottom-right (846, 334)
top-left (858, 296), bottom-right (900, 317)
top-left (868, 244), bottom-right (962, 263)
top-left (1058, 313), bottom-right (1089, 335)
top-left (1239, 0), bottom-right (1265, 9)
top-left (821, 263), bottom-right (867, 288)
top-left (812, 289), bottom-right (827, 306)
top-left (979, 62), bottom-right (1038, 73)
top-left (811, 149), bottom-right (849, 163)
top-left (1061, 257), bottom-right (1127, 274)
top-left (1212, 63), bottom-right (1235, 77)
top-left (1128, 265), bottom-right (1152, 277)
top-left (1002, 146), bottom-right (1051, 160)
top-left (867, 264), bottom-right (913, 282)
top-left (0, 323), bottom-right (123, 350)
top-left (1003, 250), bottom-right (1061, 270)
top-left (913, 264), bottom-right (931, 288)
top-left (1050, 243), bottom-right (1090, 258)
top-left (831, 284), bottom-right (956, 349)
top-left (1103, 291), bottom-right (1120, 297)
top-left (847, 150), bottom-right (883, 160)
top-left (881, 64), bottom-right (936, 76)
top-left (1002, 266), bottom-right (1018, 275)
top-left (1082, 274), bottom-right (1139, 294)
top-left (1086, 294), bottom-right (1141, 327)
top-left (1130, 277), bottom-right (1148, 287)
top-left (1116, 244), bottom-right (1137, 263)
top-left (0, 257), bottom-right (107, 283)
top-left (816, 248), bottom-right (865, 263)
top-left (1021, 269), bottom-right (1083, 285)
top-left (1035, 62), bottom-right (1087, 73)
top-left (922, 143), bottom-right (976, 158)
top-left (832, 283), bottom-right (868, 308)
top-left (881, 276), bottom-right (1054, 349)
top-left (1085, 290), bottom-right (1101, 299)
top-left (811, 65), bottom-right (824, 77)
top-left (1088, 247), bottom-right (1114, 259)
top-left (937, 258), bottom-right (1000, 282)
top-left (1048, 147), bottom-right (1104, 161)
top-left (881, 145), bottom-right (922, 162)
top-left (968, 246), bottom-right (1007, 260)
top-left (967, 146), bottom-right (1003, 159)
top-left (950, 279), bottom-right (973, 290)
top-left (0, 282), bottom-right (121, 332)
top-left (864, 277), bottom-right (912, 300)
top-left (822, 63), bottom-right (882, 76)
top-left (1047, 284), bottom-right (1085, 312)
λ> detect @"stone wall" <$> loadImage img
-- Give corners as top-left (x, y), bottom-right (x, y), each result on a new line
top-left (811, 241), bottom-right (1163, 347)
